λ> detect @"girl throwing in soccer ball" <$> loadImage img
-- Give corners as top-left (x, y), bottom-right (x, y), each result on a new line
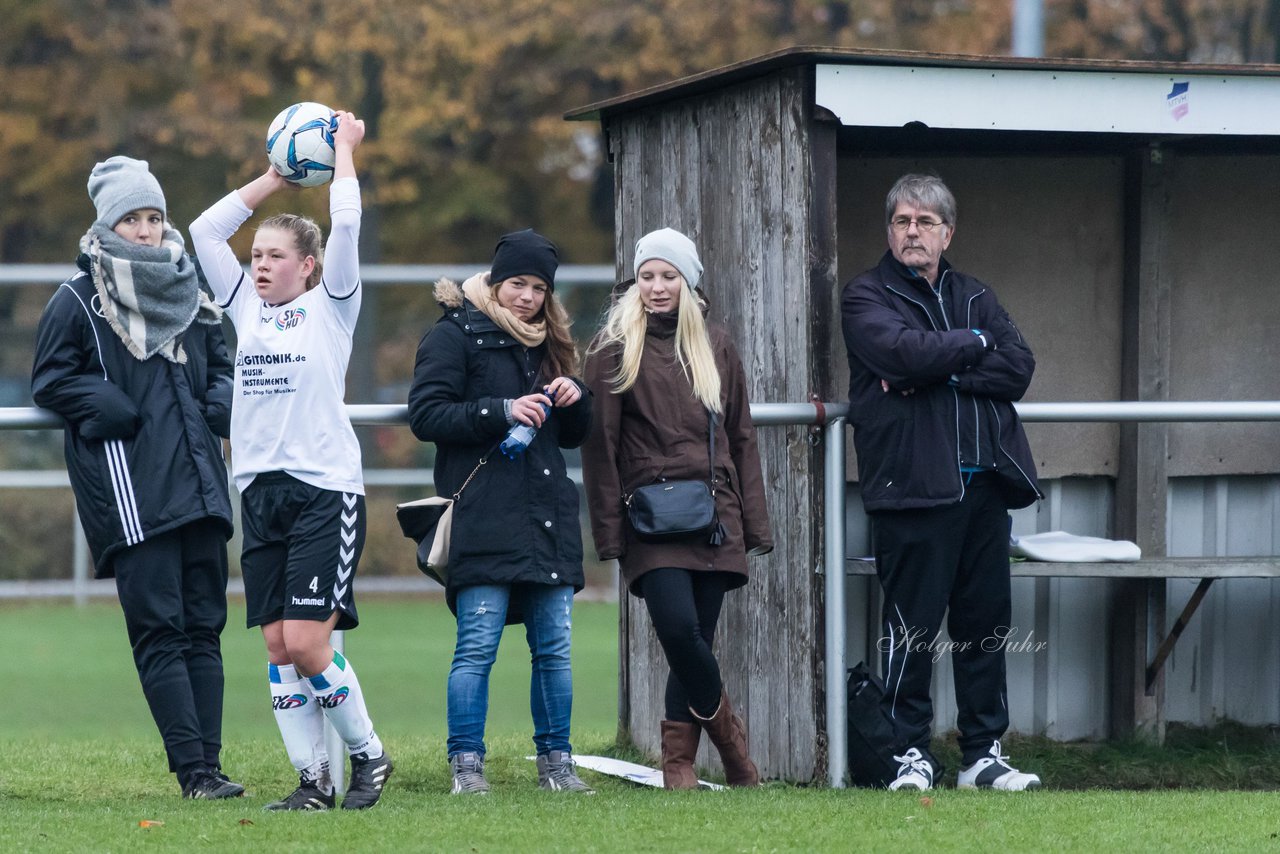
top-left (190, 110), bottom-right (391, 810)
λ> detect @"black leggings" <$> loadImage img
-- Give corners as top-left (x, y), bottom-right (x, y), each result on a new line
top-left (639, 567), bottom-right (730, 722)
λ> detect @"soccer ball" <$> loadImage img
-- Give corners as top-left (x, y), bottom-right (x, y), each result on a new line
top-left (266, 102), bottom-right (337, 188)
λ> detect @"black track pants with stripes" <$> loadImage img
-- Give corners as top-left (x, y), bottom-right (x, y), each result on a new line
top-left (871, 477), bottom-right (1012, 766)
top-left (113, 518), bottom-right (229, 775)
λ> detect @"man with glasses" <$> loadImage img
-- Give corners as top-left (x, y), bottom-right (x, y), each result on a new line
top-left (841, 173), bottom-right (1042, 791)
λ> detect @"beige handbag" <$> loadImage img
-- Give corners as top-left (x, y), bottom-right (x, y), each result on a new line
top-left (396, 455), bottom-right (488, 586)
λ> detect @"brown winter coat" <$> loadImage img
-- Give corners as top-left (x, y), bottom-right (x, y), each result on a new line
top-left (580, 298), bottom-right (772, 597)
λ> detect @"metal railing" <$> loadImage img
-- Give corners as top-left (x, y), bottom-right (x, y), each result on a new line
top-left (6, 398), bottom-right (1280, 788)
top-left (0, 263), bottom-right (617, 289)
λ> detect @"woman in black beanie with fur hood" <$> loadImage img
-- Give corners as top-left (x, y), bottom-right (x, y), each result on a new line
top-left (408, 228), bottom-right (595, 795)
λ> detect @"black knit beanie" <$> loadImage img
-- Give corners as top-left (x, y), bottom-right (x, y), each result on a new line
top-left (490, 228), bottom-right (559, 291)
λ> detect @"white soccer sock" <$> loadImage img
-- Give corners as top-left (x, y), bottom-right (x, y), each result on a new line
top-left (307, 651), bottom-right (384, 759)
top-left (269, 662), bottom-right (331, 791)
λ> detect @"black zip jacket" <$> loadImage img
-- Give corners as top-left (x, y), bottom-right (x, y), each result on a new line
top-left (31, 256), bottom-right (234, 577)
top-left (841, 251), bottom-right (1041, 512)
top-left (407, 287), bottom-right (593, 618)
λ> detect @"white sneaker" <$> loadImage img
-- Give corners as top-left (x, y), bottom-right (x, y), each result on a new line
top-left (957, 741), bottom-right (1041, 791)
top-left (888, 747), bottom-right (938, 791)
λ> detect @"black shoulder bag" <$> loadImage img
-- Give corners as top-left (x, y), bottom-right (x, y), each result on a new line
top-left (625, 410), bottom-right (725, 546)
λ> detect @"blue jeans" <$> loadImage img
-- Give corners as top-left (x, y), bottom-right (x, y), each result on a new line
top-left (447, 583), bottom-right (574, 758)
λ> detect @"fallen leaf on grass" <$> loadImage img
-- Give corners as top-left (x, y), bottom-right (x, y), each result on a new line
top-left (920, 796), bottom-right (934, 807)
top-left (238, 819), bottom-right (254, 826)
top-left (138, 820), bottom-right (164, 829)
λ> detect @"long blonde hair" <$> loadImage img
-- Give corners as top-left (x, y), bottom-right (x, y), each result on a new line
top-left (588, 282), bottom-right (722, 413)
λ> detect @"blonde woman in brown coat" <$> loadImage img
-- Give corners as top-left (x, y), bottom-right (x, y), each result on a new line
top-left (581, 227), bottom-right (773, 788)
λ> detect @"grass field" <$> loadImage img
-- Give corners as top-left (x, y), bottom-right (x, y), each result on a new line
top-left (0, 597), bottom-right (618, 742)
top-left (4, 598), bottom-right (1280, 852)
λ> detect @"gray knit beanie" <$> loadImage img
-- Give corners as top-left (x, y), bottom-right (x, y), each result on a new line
top-left (633, 227), bottom-right (703, 289)
top-left (88, 156), bottom-right (166, 228)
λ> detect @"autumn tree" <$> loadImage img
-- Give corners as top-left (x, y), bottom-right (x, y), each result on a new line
top-left (1048, 0), bottom-right (1280, 62)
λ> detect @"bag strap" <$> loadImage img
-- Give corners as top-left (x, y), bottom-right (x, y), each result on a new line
top-left (706, 408), bottom-right (716, 495)
top-left (452, 374), bottom-right (557, 503)
top-left (706, 408), bottom-right (726, 547)
top-left (452, 441), bottom-right (501, 501)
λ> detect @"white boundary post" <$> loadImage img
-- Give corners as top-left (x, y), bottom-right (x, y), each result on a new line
top-left (327, 630), bottom-right (346, 794)
top-left (71, 500), bottom-right (90, 607)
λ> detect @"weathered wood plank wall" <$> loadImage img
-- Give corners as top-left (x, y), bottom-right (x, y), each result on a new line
top-left (605, 67), bottom-right (831, 781)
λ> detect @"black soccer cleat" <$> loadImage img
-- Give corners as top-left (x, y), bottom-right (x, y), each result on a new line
top-left (183, 768), bottom-right (246, 800)
top-left (263, 778), bottom-right (336, 811)
top-left (212, 768), bottom-right (246, 798)
top-left (341, 751), bottom-right (394, 810)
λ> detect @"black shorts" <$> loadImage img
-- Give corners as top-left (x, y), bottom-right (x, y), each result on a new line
top-left (241, 471), bottom-right (364, 630)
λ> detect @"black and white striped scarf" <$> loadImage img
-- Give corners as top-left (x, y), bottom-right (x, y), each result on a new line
top-left (80, 223), bottom-right (221, 363)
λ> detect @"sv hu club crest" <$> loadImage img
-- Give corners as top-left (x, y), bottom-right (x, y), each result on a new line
top-left (274, 306), bottom-right (307, 331)
top-left (317, 686), bottom-right (350, 709)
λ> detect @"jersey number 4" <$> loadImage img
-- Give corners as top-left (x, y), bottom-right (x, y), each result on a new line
top-left (309, 576), bottom-right (319, 593)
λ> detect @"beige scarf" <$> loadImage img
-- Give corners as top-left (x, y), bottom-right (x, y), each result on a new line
top-left (461, 272), bottom-right (546, 348)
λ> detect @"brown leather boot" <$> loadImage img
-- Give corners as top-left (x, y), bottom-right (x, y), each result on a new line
top-left (690, 689), bottom-right (760, 787)
top-left (660, 720), bottom-right (701, 789)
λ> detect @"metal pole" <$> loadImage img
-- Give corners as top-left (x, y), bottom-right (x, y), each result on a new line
top-left (72, 511), bottom-right (90, 608)
top-left (11, 401), bottom-right (1280, 431)
top-left (1012, 0), bottom-right (1045, 58)
top-left (327, 630), bottom-right (346, 794)
top-left (824, 416), bottom-right (848, 788)
top-left (1014, 400), bottom-right (1280, 422)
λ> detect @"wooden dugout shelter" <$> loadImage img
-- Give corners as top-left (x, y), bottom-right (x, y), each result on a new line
top-left (568, 47), bottom-right (1280, 783)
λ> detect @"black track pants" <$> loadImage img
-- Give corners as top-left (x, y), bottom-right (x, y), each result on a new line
top-left (113, 518), bottom-right (229, 775)
top-left (872, 477), bottom-right (1011, 765)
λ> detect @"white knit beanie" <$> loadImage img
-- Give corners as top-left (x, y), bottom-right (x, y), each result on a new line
top-left (633, 227), bottom-right (703, 289)
top-left (88, 156), bottom-right (166, 228)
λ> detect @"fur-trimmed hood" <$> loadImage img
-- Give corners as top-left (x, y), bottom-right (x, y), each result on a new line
top-left (432, 271), bottom-right (489, 309)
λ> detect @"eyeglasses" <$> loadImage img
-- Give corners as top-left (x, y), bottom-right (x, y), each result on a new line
top-left (890, 216), bottom-right (946, 233)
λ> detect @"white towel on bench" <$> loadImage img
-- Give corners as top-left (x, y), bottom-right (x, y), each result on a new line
top-left (1010, 531), bottom-right (1142, 562)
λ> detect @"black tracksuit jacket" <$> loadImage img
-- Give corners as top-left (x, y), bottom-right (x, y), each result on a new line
top-left (841, 251), bottom-right (1041, 513)
top-left (31, 255), bottom-right (234, 577)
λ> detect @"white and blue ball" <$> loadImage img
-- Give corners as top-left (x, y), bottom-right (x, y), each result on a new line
top-left (266, 102), bottom-right (337, 188)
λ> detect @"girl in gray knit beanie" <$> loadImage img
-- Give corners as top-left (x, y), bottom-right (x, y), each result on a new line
top-left (88, 155), bottom-right (167, 230)
top-left (30, 157), bottom-right (241, 800)
top-left (81, 156), bottom-right (221, 362)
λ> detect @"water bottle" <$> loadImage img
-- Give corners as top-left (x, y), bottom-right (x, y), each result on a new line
top-left (499, 391), bottom-right (555, 459)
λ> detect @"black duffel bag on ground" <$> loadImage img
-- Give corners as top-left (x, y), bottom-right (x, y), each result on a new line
top-left (846, 661), bottom-right (901, 788)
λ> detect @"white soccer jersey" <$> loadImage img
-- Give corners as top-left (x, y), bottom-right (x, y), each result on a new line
top-left (190, 177), bottom-right (364, 495)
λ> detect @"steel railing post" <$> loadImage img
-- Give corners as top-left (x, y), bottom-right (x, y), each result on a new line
top-left (824, 416), bottom-right (848, 788)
